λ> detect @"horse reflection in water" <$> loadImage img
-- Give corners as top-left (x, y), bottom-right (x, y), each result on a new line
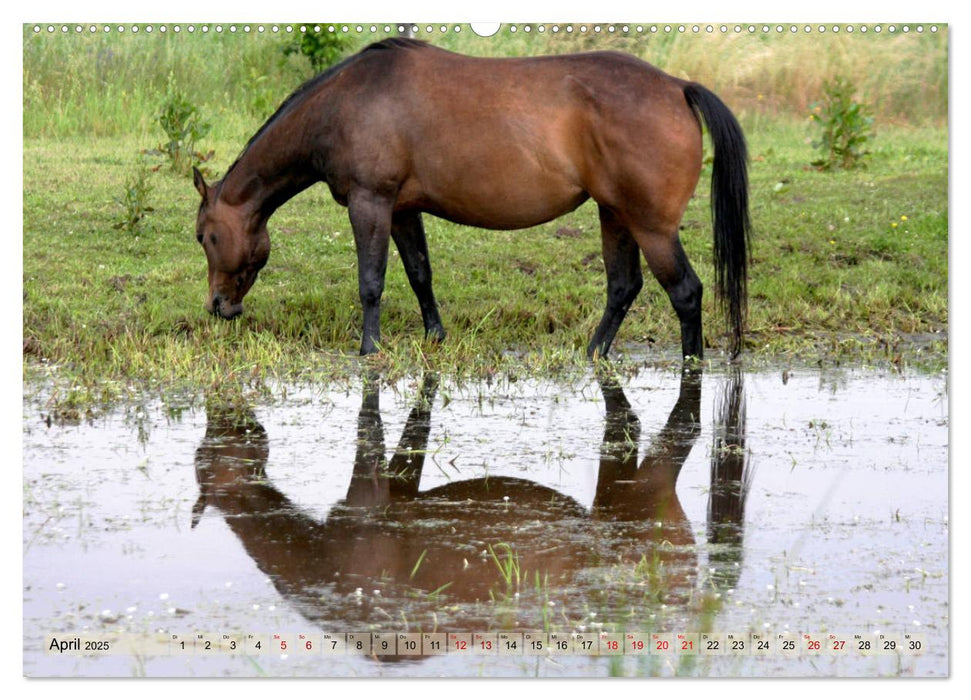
top-left (192, 370), bottom-right (750, 643)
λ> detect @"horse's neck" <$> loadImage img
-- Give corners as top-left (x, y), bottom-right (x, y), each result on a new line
top-left (221, 136), bottom-right (320, 221)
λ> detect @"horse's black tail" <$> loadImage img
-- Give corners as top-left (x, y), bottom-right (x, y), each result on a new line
top-left (683, 83), bottom-right (751, 357)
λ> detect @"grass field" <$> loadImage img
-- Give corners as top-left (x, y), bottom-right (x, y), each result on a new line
top-left (22, 24), bottom-right (948, 408)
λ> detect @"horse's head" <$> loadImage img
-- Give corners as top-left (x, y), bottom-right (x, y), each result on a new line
top-left (193, 167), bottom-right (270, 320)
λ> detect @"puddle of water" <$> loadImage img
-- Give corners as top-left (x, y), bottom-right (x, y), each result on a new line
top-left (22, 365), bottom-right (948, 677)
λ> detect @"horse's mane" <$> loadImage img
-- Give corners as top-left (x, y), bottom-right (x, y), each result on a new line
top-left (221, 38), bottom-right (430, 181)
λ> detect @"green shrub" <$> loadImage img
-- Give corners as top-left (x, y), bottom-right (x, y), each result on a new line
top-left (113, 161), bottom-right (154, 234)
top-left (152, 87), bottom-right (213, 176)
top-left (809, 76), bottom-right (875, 170)
top-left (283, 25), bottom-right (352, 73)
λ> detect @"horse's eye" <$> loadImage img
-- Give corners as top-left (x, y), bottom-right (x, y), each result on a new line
top-left (209, 234), bottom-right (218, 245)
top-left (196, 233), bottom-right (203, 243)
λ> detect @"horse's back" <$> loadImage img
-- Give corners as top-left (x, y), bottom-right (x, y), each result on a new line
top-left (328, 43), bottom-right (703, 228)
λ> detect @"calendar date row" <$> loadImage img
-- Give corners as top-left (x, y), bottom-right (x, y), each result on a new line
top-left (46, 631), bottom-right (926, 657)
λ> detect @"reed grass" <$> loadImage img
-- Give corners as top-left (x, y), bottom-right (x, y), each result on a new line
top-left (23, 23), bottom-right (947, 140)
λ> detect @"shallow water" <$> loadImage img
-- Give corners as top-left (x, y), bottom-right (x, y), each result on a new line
top-left (23, 364), bottom-right (948, 677)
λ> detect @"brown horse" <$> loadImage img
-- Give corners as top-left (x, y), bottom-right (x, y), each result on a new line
top-left (193, 38), bottom-right (750, 359)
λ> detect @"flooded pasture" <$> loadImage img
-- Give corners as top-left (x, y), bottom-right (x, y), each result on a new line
top-left (23, 364), bottom-right (948, 677)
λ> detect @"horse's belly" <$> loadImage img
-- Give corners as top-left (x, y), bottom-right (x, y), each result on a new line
top-left (400, 165), bottom-right (588, 230)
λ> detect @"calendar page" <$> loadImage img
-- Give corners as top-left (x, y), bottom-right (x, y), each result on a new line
top-left (22, 8), bottom-right (949, 681)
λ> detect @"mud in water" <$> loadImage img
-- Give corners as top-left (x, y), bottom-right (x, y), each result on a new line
top-left (22, 364), bottom-right (948, 677)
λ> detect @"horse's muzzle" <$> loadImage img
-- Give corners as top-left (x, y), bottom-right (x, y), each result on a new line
top-left (206, 295), bottom-right (244, 320)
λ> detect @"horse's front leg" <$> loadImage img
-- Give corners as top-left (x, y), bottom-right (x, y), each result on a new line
top-left (391, 210), bottom-right (446, 343)
top-left (348, 190), bottom-right (394, 355)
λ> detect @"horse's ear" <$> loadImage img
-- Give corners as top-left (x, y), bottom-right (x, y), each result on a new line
top-left (193, 167), bottom-right (208, 202)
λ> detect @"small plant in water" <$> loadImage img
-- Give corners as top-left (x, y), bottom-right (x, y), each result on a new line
top-left (488, 543), bottom-right (522, 590)
top-left (150, 85), bottom-right (214, 176)
top-left (809, 76), bottom-right (875, 170)
top-left (113, 161), bottom-right (154, 234)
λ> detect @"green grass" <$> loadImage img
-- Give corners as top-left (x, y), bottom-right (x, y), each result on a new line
top-left (22, 25), bottom-right (948, 404)
top-left (23, 24), bottom-right (947, 138)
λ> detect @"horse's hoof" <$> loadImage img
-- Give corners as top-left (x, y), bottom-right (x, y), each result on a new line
top-left (426, 327), bottom-right (447, 344)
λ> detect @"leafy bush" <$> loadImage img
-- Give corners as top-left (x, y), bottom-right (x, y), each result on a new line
top-left (113, 161), bottom-right (154, 234)
top-left (809, 76), bottom-right (875, 170)
top-left (283, 25), bottom-right (352, 73)
top-left (151, 88), bottom-right (214, 176)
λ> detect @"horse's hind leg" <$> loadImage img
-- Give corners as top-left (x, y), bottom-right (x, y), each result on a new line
top-left (587, 205), bottom-right (643, 359)
top-left (391, 211), bottom-right (446, 343)
top-left (638, 232), bottom-right (704, 359)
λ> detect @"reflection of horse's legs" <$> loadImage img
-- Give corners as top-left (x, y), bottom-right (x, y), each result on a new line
top-left (348, 190), bottom-right (393, 355)
top-left (345, 377), bottom-right (392, 506)
top-left (587, 205), bottom-right (643, 359)
top-left (347, 373), bottom-right (439, 506)
top-left (388, 373), bottom-right (439, 501)
top-left (637, 231), bottom-right (704, 360)
top-left (652, 369), bottom-right (704, 463)
top-left (592, 375), bottom-right (641, 509)
top-left (594, 369), bottom-right (702, 522)
top-left (391, 211), bottom-right (446, 343)
top-left (708, 368), bottom-right (749, 536)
